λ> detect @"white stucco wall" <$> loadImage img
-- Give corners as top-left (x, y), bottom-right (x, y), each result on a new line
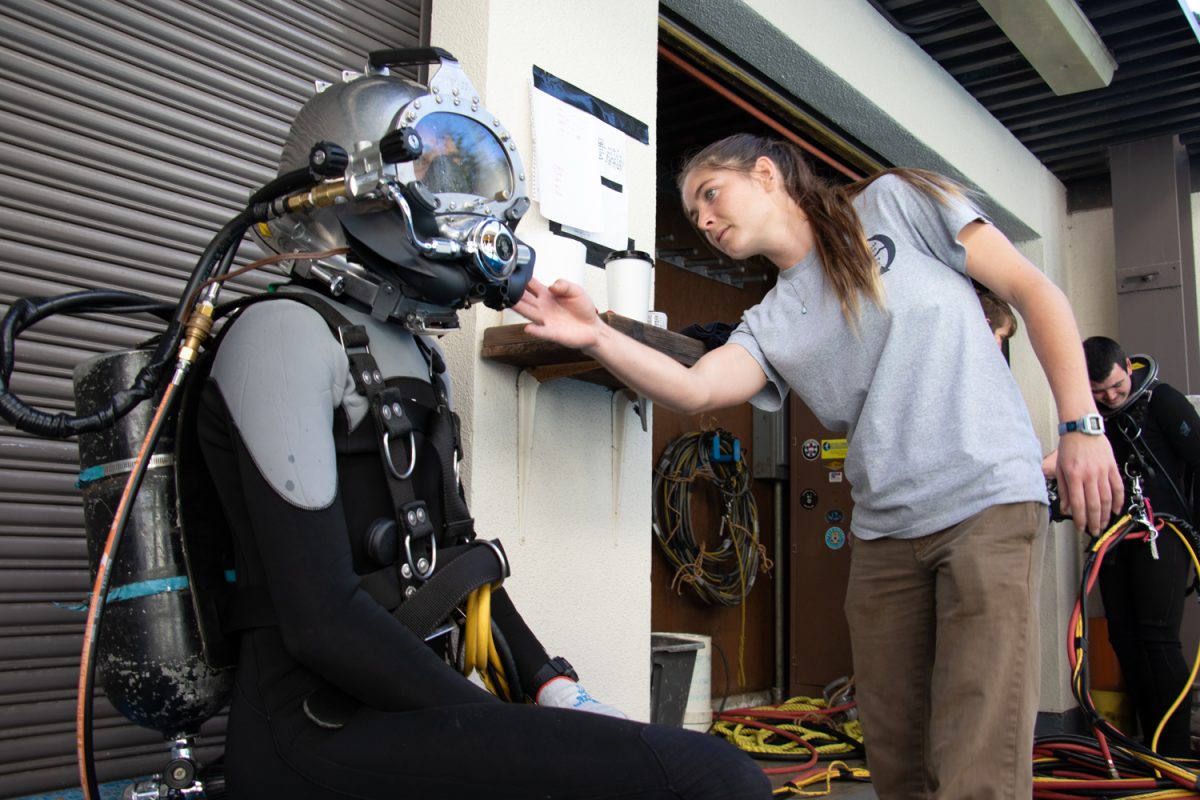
top-left (430, 1), bottom-right (659, 718)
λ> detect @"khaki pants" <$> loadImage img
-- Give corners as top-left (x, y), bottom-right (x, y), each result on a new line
top-left (844, 502), bottom-right (1047, 800)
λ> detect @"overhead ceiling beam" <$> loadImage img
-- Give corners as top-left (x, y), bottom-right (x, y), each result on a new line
top-left (977, 0), bottom-right (1117, 95)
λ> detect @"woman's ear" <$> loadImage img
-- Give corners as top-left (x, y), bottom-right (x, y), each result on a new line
top-left (753, 156), bottom-right (777, 188)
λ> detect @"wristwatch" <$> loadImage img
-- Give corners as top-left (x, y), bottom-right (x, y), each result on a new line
top-left (1058, 413), bottom-right (1105, 436)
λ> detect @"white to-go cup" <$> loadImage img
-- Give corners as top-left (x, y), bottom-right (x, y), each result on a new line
top-left (603, 249), bottom-right (654, 323)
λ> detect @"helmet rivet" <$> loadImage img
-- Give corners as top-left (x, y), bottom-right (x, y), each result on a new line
top-left (401, 563), bottom-right (413, 579)
top-left (407, 510), bottom-right (418, 525)
top-left (381, 405), bottom-right (392, 419)
top-left (361, 370), bottom-right (372, 384)
top-left (404, 586), bottom-right (416, 598)
top-left (416, 557), bottom-right (430, 572)
top-left (392, 402), bottom-right (403, 416)
top-left (372, 370), bottom-right (383, 383)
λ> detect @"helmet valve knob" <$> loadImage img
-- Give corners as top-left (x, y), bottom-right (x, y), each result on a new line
top-left (380, 126), bottom-right (423, 165)
top-left (308, 141), bottom-right (349, 178)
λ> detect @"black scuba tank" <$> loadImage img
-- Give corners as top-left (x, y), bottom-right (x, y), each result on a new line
top-left (72, 346), bottom-right (233, 737)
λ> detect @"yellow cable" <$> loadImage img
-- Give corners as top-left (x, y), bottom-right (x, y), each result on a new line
top-left (772, 760), bottom-right (872, 796)
top-left (464, 588), bottom-right (478, 673)
top-left (1148, 521), bottom-right (1200, 756)
top-left (475, 584), bottom-right (492, 676)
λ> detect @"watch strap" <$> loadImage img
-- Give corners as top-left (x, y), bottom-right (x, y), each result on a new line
top-left (1058, 413), bottom-right (1105, 436)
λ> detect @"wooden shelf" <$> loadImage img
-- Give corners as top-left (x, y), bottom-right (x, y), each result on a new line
top-left (481, 311), bottom-right (706, 388)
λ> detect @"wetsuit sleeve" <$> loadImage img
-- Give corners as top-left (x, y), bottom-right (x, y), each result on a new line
top-left (1152, 385), bottom-right (1200, 471)
top-left (202, 393), bottom-right (497, 709)
top-left (241, 431), bottom-right (496, 708)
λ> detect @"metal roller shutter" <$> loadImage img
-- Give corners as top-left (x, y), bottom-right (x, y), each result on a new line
top-left (0, 1), bottom-right (426, 795)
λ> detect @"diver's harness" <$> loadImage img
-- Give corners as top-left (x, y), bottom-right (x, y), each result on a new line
top-left (204, 291), bottom-right (569, 726)
top-left (1107, 356), bottom-right (1197, 533)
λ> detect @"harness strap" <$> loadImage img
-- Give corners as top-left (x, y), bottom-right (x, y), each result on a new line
top-left (392, 540), bottom-right (508, 639)
top-left (413, 336), bottom-right (476, 541)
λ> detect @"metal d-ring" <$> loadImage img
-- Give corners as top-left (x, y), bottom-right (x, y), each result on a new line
top-left (383, 431), bottom-right (417, 479)
top-left (404, 530), bottom-right (437, 581)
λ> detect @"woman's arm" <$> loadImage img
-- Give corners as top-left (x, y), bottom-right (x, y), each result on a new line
top-left (960, 221), bottom-right (1123, 534)
top-left (514, 277), bottom-right (768, 414)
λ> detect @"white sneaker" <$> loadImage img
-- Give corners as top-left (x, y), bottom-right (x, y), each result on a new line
top-left (536, 676), bottom-right (628, 719)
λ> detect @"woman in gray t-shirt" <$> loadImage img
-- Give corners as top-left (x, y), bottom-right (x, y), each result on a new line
top-left (515, 133), bottom-right (1121, 799)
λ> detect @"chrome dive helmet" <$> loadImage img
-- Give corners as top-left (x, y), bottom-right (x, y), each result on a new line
top-left (256, 47), bottom-right (534, 332)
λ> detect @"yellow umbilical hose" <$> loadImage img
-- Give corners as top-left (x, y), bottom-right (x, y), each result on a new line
top-left (462, 583), bottom-right (511, 700)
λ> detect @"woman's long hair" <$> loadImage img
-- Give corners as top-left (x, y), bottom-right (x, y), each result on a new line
top-left (678, 133), bottom-right (970, 325)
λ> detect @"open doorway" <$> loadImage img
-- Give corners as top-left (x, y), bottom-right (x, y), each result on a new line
top-left (651, 16), bottom-right (879, 701)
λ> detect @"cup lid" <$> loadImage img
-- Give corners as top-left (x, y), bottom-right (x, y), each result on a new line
top-left (603, 249), bottom-right (653, 264)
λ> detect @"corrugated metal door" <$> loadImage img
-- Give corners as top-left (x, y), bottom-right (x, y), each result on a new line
top-left (0, 1), bottom-right (425, 796)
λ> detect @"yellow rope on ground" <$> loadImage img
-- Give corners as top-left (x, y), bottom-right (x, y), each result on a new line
top-left (772, 760), bottom-right (873, 796)
top-left (712, 696), bottom-right (864, 759)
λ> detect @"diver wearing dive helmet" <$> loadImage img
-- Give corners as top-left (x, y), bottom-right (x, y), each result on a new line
top-left (195, 49), bottom-right (770, 799)
top-left (1044, 336), bottom-right (1200, 757)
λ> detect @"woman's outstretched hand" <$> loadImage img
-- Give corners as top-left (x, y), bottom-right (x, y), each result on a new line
top-left (512, 278), bottom-right (605, 351)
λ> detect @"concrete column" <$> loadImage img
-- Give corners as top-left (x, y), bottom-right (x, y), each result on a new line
top-left (1110, 135), bottom-right (1200, 391)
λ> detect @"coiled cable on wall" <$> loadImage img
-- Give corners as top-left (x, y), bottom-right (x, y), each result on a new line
top-left (652, 428), bottom-right (767, 606)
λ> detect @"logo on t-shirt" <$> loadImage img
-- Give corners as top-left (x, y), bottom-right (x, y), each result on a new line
top-left (868, 234), bottom-right (895, 274)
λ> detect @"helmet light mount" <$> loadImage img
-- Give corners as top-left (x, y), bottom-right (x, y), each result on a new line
top-left (257, 47), bottom-right (535, 334)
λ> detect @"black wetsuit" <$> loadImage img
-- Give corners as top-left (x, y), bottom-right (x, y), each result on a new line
top-left (1100, 366), bottom-right (1200, 757)
top-left (195, 287), bottom-right (770, 799)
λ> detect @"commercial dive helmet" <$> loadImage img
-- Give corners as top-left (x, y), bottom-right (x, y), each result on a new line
top-left (256, 47), bottom-right (534, 332)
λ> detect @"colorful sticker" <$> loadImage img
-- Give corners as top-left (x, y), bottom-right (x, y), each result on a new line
top-left (828, 471), bottom-right (843, 483)
top-left (821, 439), bottom-right (849, 460)
top-left (800, 489), bottom-right (818, 510)
top-left (826, 509), bottom-right (844, 524)
top-left (801, 438), bottom-right (821, 461)
top-left (825, 526), bottom-right (846, 550)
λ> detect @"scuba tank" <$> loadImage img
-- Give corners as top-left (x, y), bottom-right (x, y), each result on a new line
top-left (73, 347), bottom-right (234, 736)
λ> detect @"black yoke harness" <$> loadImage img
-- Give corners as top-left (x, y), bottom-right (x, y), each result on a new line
top-left (198, 293), bottom-right (513, 704)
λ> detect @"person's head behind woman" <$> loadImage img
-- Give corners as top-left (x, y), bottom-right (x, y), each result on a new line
top-left (677, 133), bottom-right (968, 326)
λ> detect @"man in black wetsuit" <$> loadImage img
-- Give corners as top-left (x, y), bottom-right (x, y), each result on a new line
top-left (193, 50), bottom-right (770, 800)
top-left (1083, 336), bottom-right (1200, 757)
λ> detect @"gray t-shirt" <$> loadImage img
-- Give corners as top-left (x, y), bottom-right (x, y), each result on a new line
top-left (728, 174), bottom-right (1046, 540)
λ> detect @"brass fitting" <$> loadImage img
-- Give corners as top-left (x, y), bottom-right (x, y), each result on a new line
top-left (177, 301), bottom-right (215, 368)
top-left (285, 179), bottom-right (348, 213)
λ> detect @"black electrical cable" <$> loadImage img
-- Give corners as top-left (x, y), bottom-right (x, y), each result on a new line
top-left (0, 291), bottom-right (174, 436)
top-left (248, 166), bottom-right (314, 206)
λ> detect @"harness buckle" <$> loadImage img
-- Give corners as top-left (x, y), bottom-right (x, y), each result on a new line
top-left (401, 501), bottom-right (437, 581)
